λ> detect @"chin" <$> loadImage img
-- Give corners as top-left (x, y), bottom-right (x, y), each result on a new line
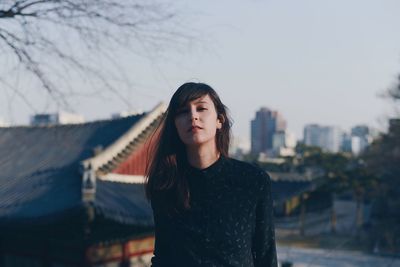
top-left (184, 138), bottom-right (215, 148)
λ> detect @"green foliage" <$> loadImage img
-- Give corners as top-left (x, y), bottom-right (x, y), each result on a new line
top-left (241, 153), bottom-right (258, 164)
top-left (363, 121), bottom-right (400, 253)
top-left (248, 143), bottom-right (376, 197)
top-left (296, 144), bottom-right (376, 195)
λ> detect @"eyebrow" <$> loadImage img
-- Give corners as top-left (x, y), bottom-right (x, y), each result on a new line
top-left (193, 100), bottom-right (208, 104)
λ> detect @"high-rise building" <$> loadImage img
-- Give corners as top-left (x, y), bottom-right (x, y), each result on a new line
top-left (350, 125), bottom-right (372, 154)
top-left (351, 125), bottom-right (369, 137)
top-left (303, 124), bottom-right (342, 153)
top-left (272, 130), bottom-right (296, 157)
top-left (251, 107), bottom-right (287, 155)
top-left (272, 131), bottom-right (296, 149)
top-left (341, 132), bottom-right (352, 153)
top-left (303, 124), bottom-right (321, 147)
top-left (30, 112), bottom-right (85, 126)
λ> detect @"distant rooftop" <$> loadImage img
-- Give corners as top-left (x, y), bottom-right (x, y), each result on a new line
top-left (30, 112), bottom-right (85, 126)
top-left (0, 112), bottom-right (150, 225)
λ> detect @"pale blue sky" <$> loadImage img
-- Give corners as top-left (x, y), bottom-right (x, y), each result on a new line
top-left (2, 0), bottom-right (400, 147)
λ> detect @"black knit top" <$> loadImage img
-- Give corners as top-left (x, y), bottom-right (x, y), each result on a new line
top-left (150, 156), bottom-right (278, 267)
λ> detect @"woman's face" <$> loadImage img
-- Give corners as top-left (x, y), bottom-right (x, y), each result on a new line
top-left (174, 94), bottom-right (222, 148)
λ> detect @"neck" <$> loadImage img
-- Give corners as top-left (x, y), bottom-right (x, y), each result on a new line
top-left (186, 144), bottom-right (220, 170)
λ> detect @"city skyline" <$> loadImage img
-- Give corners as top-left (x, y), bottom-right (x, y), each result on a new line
top-left (1, 0), bottom-right (400, 144)
top-left (2, 106), bottom-right (377, 155)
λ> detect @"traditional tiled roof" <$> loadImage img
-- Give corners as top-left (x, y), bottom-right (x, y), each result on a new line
top-left (271, 180), bottom-right (315, 204)
top-left (267, 172), bottom-right (316, 203)
top-left (95, 180), bottom-right (153, 225)
top-left (0, 104), bottom-right (165, 226)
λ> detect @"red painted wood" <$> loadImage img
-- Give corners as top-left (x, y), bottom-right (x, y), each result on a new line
top-left (87, 249), bottom-right (153, 265)
top-left (113, 134), bottom-right (156, 176)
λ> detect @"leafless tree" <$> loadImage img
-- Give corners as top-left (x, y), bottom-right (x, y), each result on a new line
top-left (0, 0), bottom-right (191, 110)
top-left (388, 74), bottom-right (400, 101)
top-left (383, 74), bottom-right (400, 117)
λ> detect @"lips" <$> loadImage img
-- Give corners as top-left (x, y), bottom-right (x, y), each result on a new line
top-left (188, 125), bottom-right (203, 132)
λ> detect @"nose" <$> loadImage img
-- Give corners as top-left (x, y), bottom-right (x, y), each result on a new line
top-left (190, 110), bottom-right (199, 121)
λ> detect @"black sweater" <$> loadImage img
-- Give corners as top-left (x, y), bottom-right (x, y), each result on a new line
top-left (150, 156), bottom-right (278, 267)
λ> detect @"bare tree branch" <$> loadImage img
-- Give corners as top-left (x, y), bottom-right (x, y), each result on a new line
top-left (0, 0), bottom-right (194, 111)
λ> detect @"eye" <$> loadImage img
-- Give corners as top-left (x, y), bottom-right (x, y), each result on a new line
top-left (197, 106), bottom-right (208, 111)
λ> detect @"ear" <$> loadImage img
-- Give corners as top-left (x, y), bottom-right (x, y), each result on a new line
top-left (217, 114), bottom-right (224, 129)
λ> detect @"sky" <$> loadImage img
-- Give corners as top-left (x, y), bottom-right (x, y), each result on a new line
top-left (1, 0), bottom-right (400, 149)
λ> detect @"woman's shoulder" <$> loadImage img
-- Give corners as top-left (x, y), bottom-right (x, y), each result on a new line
top-left (224, 157), bottom-right (271, 186)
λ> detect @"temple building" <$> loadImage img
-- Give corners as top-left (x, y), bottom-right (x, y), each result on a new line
top-left (0, 103), bottom-right (166, 267)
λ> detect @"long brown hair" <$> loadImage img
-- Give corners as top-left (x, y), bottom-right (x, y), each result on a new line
top-left (145, 82), bottom-right (232, 212)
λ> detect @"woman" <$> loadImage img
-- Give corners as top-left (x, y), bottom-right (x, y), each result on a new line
top-left (145, 82), bottom-right (277, 267)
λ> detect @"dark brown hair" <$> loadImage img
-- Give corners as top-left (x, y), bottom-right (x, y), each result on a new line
top-left (145, 82), bottom-right (232, 212)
